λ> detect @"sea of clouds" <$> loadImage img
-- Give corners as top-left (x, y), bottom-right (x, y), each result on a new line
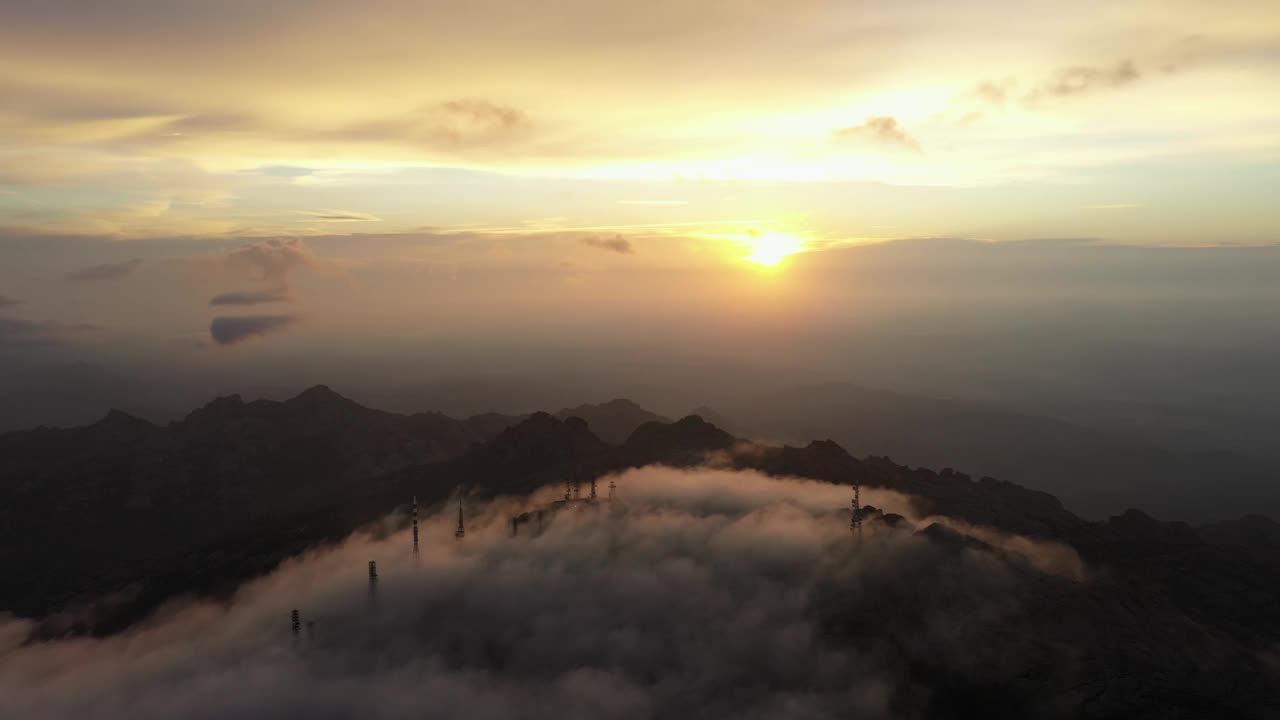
top-left (0, 466), bottom-right (1086, 719)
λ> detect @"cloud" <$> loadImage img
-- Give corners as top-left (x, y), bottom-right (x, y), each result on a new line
top-left (295, 210), bottom-right (383, 223)
top-left (0, 316), bottom-right (99, 348)
top-left (974, 79), bottom-right (1014, 105)
top-left (581, 234), bottom-right (634, 254)
top-left (209, 315), bottom-right (298, 345)
top-left (615, 200), bottom-right (688, 206)
top-left (224, 238), bottom-right (315, 286)
top-left (1086, 203), bottom-right (1143, 210)
top-left (329, 99), bottom-right (532, 152)
top-left (440, 99), bottom-right (526, 132)
top-left (0, 294), bottom-right (20, 309)
top-left (0, 79), bottom-right (173, 124)
top-left (253, 166), bottom-right (315, 178)
top-left (0, 467), bottom-right (1099, 719)
top-left (1036, 60), bottom-right (1139, 99)
top-left (209, 289), bottom-right (290, 307)
top-left (832, 116), bottom-right (921, 151)
top-left (64, 258), bottom-right (144, 281)
top-left (977, 61), bottom-right (1143, 109)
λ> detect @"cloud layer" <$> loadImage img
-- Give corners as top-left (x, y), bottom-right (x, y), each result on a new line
top-left (209, 288), bottom-right (290, 307)
top-left (0, 467), bottom-right (1088, 719)
top-left (210, 315), bottom-right (298, 345)
top-left (224, 238), bottom-right (315, 286)
top-left (581, 234), bottom-right (634, 254)
top-left (833, 116), bottom-right (920, 152)
top-left (1, 0), bottom-right (1276, 238)
top-left (65, 258), bottom-right (143, 281)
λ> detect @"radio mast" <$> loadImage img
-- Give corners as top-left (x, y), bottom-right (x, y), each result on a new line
top-left (850, 482), bottom-right (863, 540)
top-left (411, 495), bottom-right (419, 555)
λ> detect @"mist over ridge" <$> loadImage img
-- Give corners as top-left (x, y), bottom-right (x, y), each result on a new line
top-left (0, 467), bottom-right (1092, 720)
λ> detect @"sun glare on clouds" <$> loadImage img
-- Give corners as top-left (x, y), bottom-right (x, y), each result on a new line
top-left (742, 231), bottom-right (806, 267)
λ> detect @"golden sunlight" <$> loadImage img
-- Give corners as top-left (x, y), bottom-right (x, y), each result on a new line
top-left (742, 232), bottom-right (806, 267)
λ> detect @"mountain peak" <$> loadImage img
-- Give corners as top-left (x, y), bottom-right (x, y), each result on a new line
top-left (1103, 508), bottom-right (1203, 551)
top-left (184, 393), bottom-right (245, 421)
top-left (474, 411), bottom-right (609, 470)
top-left (622, 414), bottom-right (736, 465)
top-left (92, 408), bottom-right (155, 431)
top-left (553, 399), bottom-right (669, 444)
top-left (600, 398), bottom-right (644, 409)
top-left (496, 411), bottom-right (596, 442)
top-left (803, 438), bottom-right (852, 459)
top-left (290, 384), bottom-right (348, 403)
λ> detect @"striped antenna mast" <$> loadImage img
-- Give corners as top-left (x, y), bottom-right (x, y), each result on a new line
top-left (411, 495), bottom-right (419, 555)
top-left (850, 481), bottom-right (862, 540)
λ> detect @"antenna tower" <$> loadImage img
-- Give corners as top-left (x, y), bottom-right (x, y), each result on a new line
top-left (850, 482), bottom-right (863, 540)
top-left (455, 500), bottom-right (465, 540)
top-left (411, 495), bottom-right (419, 555)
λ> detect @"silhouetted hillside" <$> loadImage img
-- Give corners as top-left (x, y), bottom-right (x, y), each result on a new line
top-left (0, 386), bottom-right (504, 624)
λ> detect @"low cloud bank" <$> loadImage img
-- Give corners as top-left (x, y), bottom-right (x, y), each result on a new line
top-left (581, 234), bottom-right (634, 254)
top-left (209, 288), bottom-right (290, 306)
top-left (209, 315), bottom-right (297, 345)
top-left (64, 258), bottom-right (143, 281)
top-left (0, 467), bottom-right (1088, 719)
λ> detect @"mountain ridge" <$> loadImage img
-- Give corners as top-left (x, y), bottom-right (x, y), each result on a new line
top-left (4, 386), bottom-right (1280, 715)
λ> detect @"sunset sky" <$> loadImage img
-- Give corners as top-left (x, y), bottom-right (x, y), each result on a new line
top-left (1, 0), bottom-right (1278, 374)
top-left (3, 0), bottom-right (1277, 245)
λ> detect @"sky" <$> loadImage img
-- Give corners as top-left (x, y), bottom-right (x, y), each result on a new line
top-left (1, 0), bottom-right (1277, 246)
top-left (1, 1), bottom-right (1278, 449)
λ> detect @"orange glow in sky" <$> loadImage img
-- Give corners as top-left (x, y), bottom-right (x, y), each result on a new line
top-left (742, 232), bottom-right (806, 267)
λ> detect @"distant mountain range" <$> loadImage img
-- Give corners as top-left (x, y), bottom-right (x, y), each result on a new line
top-left (2, 386), bottom-right (1280, 716)
top-left (711, 382), bottom-right (1280, 522)
top-left (6, 363), bottom-right (1275, 524)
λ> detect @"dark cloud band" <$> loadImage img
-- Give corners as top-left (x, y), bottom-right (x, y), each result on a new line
top-left (209, 289), bottom-right (290, 307)
top-left (65, 258), bottom-right (143, 281)
top-left (209, 315), bottom-right (297, 345)
top-left (581, 234), bottom-right (634, 254)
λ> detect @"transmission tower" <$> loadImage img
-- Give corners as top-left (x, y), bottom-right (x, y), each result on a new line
top-left (411, 495), bottom-right (419, 556)
top-left (850, 482), bottom-right (863, 540)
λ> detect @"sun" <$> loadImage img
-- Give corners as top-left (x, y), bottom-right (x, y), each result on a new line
top-left (742, 231), bottom-right (805, 267)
